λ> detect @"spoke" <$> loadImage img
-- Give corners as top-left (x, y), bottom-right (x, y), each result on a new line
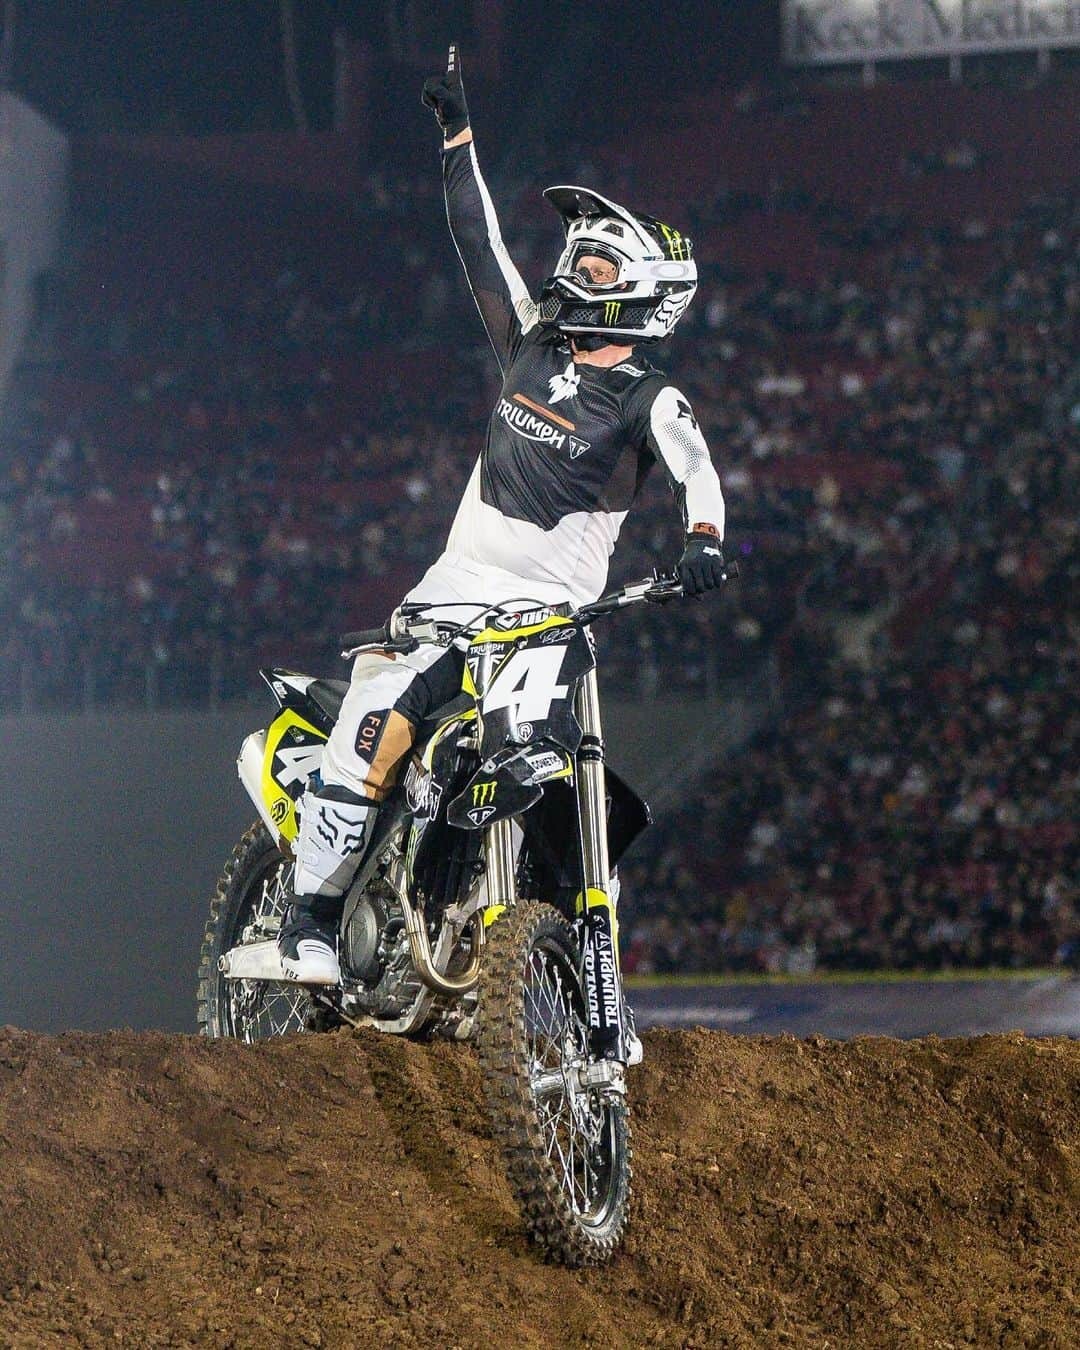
top-left (527, 957), bottom-right (572, 1071)
top-left (227, 859), bottom-right (311, 1042)
top-left (252, 861), bottom-right (293, 936)
top-left (245, 983), bottom-right (308, 1040)
top-left (522, 941), bottom-right (616, 1222)
top-left (542, 1105), bottom-right (564, 1159)
top-left (525, 974), bottom-right (550, 1043)
top-left (272, 988), bottom-right (305, 1034)
top-left (525, 958), bottom-right (553, 1038)
top-left (567, 1119), bottom-right (579, 1200)
top-left (531, 955), bottom-right (560, 1030)
top-left (557, 1123), bottom-right (575, 1205)
top-left (582, 1120), bottom-right (597, 1207)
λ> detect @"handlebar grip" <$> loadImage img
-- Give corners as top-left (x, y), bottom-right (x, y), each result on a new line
top-left (340, 625), bottom-right (391, 649)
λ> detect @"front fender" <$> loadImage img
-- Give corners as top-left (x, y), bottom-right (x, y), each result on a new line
top-left (447, 737), bottom-right (576, 829)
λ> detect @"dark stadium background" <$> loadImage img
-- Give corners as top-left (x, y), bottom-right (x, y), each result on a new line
top-left (0, 1), bottom-right (1076, 1034)
top-left (13, 2), bottom-right (779, 138)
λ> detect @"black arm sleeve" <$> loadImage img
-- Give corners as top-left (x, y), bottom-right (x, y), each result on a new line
top-left (442, 142), bottom-right (537, 370)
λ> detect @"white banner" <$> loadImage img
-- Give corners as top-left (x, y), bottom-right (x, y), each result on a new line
top-left (784, 0), bottom-right (1080, 64)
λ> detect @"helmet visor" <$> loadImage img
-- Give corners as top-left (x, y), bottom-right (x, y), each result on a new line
top-left (564, 242), bottom-right (629, 292)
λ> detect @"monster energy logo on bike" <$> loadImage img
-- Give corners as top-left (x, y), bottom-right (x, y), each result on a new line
top-left (404, 760), bottom-right (444, 820)
top-left (465, 779), bottom-right (498, 826)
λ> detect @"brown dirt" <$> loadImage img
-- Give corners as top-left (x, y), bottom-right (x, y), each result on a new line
top-left (0, 1026), bottom-right (1077, 1349)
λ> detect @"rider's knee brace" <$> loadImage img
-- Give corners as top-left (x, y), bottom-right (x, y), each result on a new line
top-left (294, 785), bottom-right (378, 899)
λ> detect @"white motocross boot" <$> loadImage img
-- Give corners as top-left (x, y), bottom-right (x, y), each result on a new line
top-left (277, 898), bottom-right (345, 986)
top-left (277, 787), bottom-right (376, 984)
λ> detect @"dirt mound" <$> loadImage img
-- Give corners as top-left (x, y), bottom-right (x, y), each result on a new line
top-left (0, 1026), bottom-right (1077, 1349)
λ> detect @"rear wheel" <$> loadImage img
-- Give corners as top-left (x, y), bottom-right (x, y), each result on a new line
top-left (197, 822), bottom-right (322, 1041)
top-left (477, 902), bottom-right (631, 1265)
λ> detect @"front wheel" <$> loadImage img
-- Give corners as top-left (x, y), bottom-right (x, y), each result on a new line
top-left (197, 821), bottom-right (322, 1041)
top-left (477, 902), bottom-right (631, 1265)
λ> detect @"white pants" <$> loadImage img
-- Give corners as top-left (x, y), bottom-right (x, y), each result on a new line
top-left (320, 552), bottom-right (579, 799)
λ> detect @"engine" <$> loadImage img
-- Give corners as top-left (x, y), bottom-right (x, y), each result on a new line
top-left (341, 884), bottom-right (417, 1017)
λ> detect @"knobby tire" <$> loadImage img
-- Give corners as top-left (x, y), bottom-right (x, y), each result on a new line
top-left (477, 901), bottom-right (632, 1266)
top-left (197, 821), bottom-right (318, 1041)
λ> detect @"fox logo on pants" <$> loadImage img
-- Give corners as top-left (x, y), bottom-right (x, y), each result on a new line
top-left (355, 709), bottom-right (388, 761)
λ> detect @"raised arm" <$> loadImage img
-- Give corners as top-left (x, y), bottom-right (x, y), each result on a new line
top-left (422, 45), bottom-right (537, 368)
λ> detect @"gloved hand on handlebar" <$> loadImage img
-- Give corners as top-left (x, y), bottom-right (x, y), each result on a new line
top-left (678, 528), bottom-right (728, 596)
top-left (422, 44), bottom-right (470, 139)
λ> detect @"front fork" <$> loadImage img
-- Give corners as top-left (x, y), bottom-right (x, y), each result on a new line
top-left (478, 654), bottom-right (627, 1062)
top-left (572, 663), bottom-right (627, 1062)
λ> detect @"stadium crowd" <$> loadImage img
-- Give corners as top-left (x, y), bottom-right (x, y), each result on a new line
top-left (622, 427), bottom-right (1078, 975)
top-left (621, 197), bottom-right (1079, 971)
top-left (0, 110), bottom-right (1075, 972)
top-left (0, 152), bottom-right (778, 704)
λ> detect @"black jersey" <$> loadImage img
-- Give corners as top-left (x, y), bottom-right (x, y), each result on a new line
top-left (437, 141), bottom-right (725, 606)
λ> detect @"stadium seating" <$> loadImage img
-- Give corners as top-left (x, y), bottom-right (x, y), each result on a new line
top-left (1, 79), bottom-right (1074, 971)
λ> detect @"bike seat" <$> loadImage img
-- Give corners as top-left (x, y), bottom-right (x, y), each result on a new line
top-left (303, 683), bottom-right (471, 733)
top-left (417, 692), bottom-right (474, 741)
top-left (307, 678), bottom-right (350, 723)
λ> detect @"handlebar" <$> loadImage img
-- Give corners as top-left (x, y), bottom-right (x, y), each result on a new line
top-left (341, 561), bottom-right (739, 655)
top-left (576, 571), bottom-right (683, 621)
top-left (339, 622), bottom-right (392, 649)
top-left (577, 559), bottom-right (739, 622)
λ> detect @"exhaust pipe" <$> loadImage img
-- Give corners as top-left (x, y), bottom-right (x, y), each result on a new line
top-left (387, 850), bottom-right (484, 995)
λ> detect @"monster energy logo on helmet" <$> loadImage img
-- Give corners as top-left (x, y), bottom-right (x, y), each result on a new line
top-left (654, 218), bottom-right (692, 263)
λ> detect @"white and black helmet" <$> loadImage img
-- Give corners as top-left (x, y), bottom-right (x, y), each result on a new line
top-left (538, 185), bottom-right (697, 344)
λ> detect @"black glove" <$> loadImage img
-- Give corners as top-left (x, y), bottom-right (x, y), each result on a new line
top-left (421, 43), bottom-right (470, 139)
top-left (678, 532), bottom-right (728, 596)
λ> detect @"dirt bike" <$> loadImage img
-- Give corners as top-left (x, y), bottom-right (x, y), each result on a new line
top-left (197, 568), bottom-right (731, 1264)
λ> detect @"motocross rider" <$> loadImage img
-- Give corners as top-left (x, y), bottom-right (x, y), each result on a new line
top-left (277, 46), bottom-right (728, 1023)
